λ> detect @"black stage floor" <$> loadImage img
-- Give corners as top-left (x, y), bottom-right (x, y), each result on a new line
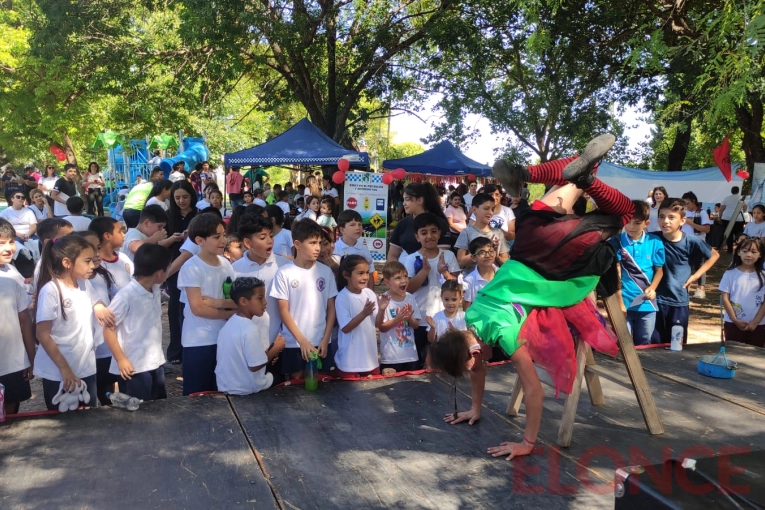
top-left (2, 342), bottom-right (763, 509)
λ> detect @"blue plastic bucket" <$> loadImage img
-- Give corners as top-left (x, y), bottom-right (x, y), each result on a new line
top-left (697, 346), bottom-right (736, 379)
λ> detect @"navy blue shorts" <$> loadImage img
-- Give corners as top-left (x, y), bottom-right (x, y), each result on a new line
top-left (42, 375), bottom-right (97, 410)
top-left (96, 357), bottom-right (120, 388)
top-left (182, 345), bottom-right (218, 395)
top-left (266, 355), bottom-right (285, 386)
top-left (119, 366), bottom-right (167, 401)
top-left (380, 361), bottom-right (419, 373)
top-left (652, 303), bottom-right (689, 344)
top-left (320, 341), bottom-right (338, 373)
top-left (0, 370), bottom-right (32, 405)
top-left (281, 348), bottom-right (307, 376)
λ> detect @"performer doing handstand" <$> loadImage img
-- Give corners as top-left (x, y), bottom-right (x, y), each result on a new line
top-left (429, 134), bottom-right (634, 460)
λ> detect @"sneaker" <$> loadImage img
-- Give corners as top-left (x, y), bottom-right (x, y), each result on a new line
top-left (562, 133), bottom-right (616, 188)
top-left (492, 160), bottom-right (530, 198)
top-left (692, 289), bottom-right (706, 300)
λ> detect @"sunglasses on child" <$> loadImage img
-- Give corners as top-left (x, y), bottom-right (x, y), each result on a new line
top-left (12, 195), bottom-right (25, 200)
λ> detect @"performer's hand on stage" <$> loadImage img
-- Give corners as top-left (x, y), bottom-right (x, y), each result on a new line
top-left (444, 408), bottom-right (481, 425)
top-left (487, 441), bottom-right (534, 461)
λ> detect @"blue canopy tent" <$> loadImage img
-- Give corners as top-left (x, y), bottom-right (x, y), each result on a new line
top-left (223, 118), bottom-right (369, 167)
top-left (382, 140), bottom-right (492, 177)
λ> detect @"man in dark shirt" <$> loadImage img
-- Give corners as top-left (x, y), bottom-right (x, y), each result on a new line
top-left (51, 164), bottom-right (79, 217)
top-left (2, 167), bottom-right (26, 203)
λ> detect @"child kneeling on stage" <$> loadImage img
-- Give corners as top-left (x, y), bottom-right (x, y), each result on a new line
top-left (103, 244), bottom-right (173, 401)
top-left (216, 277), bottom-right (279, 395)
top-left (429, 134), bottom-right (630, 460)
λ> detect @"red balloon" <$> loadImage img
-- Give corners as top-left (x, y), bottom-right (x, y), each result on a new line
top-left (466, 173), bottom-right (477, 182)
top-left (337, 159), bottom-right (350, 172)
top-left (392, 168), bottom-right (406, 180)
top-left (332, 171), bottom-right (346, 184)
top-left (736, 170), bottom-right (750, 180)
top-left (382, 173), bottom-right (394, 185)
top-left (55, 152), bottom-right (66, 162)
top-left (49, 145), bottom-right (61, 156)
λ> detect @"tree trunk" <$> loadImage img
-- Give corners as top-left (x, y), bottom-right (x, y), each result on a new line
top-left (62, 132), bottom-right (78, 167)
top-left (736, 96), bottom-right (765, 172)
top-left (666, 110), bottom-right (692, 170)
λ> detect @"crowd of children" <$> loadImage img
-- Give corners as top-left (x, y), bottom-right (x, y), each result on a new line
top-left (2, 161), bottom-right (765, 419)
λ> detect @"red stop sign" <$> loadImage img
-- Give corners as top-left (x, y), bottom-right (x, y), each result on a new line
top-left (347, 197), bottom-right (357, 209)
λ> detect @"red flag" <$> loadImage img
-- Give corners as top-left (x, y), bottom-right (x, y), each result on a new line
top-left (713, 137), bottom-right (731, 182)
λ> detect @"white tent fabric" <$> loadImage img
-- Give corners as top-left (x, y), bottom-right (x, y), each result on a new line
top-left (597, 161), bottom-right (743, 205)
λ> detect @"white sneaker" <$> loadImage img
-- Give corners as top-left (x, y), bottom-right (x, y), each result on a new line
top-left (692, 289), bottom-right (706, 299)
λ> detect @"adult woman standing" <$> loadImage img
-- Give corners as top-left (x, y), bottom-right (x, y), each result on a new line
top-left (166, 180), bottom-right (197, 365)
top-left (647, 186), bottom-right (667, 233)
top-left (387, 182), bottom-right (452, 261)
top-left (39, 165), bottom-right (59, 207)
top-left (444, 193), bottom-right (467, 234)
top-left (84, 162), bottom-right (105, 216)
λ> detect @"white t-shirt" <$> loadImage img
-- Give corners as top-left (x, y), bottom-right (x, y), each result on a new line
top-left (718, 268), bottom-right (765, 325)
top-left (28, 203), bottom-right (50, 221)
top-left (0, 207), bottom-right (38, 237)
top-left (108, 280), bottom-right (165, 374)
top-left (196, 199), bottom-right (210, 210)
top-left (469, 206), bottom-right (516, 232)
top-left (0, 277), bottom-right (31, 376)
top-left (463, 192), bottom-right (476, 208)
top-left (295, 209), bottom-right (317, 223)
top-left (463, 266), bottom-right (496, 304)
top-left (743, 221), bottom-right (765, 238)
top-left (215, 314), bottom-right (273, 395)
top-left (322, 187), bottom-right (339, 199)
top-left (253, 198), bottom-right (267, 208)
top-left (232, 251), bottom-right (290, 344)
top-left (101, 252), bottom-right (135, 291)
top-left (179, 237), bottom-right (200, 256)
top-left (270, 262), bottom-right (338, 348)
top-left (84, 172), bottom-right (104, 190)
top-left (681, 209), bottom-right (711, 241)
top-left (146, 196), bottom-right (170, 211)
top-left (379, 293), bottom-right (421, 365)
top-left (40, 176), bottom-right (58, 195)
top-left (178, 255), bottom-right (236, 347)
top-left (404, 249), bottom-right (460, 318)
top-left (89, 273), bottom-right (112, 359)
top-left (272, 229), bottom-right (294, 258)
top-left (63, 215), bottom-right (92, 232)
top-left (169, 171), bottom-right (186, 183)
top-left (721, 194), bottom-right (743, 221)
top-left (0, 262), bottom-right (26, 287)
top-left (333, 237), bottom-right (375, 271)
top-left (121, 228), bottom-right (148, 261)
top-left (648, 206), bottom-right (661, 233)
top-left (277, 201), bottom-right (291, 215)
top-left (428, 310), bottom-right (467, 338)
top-left (335, 287), bottom-right (379, 373)
top-left (34, 279), bottom-right (98, 380)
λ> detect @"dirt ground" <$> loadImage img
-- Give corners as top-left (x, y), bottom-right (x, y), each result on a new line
top-left (17, 253), bottom-right (734, 413)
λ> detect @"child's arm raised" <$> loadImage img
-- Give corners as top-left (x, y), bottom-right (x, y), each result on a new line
top-left (36, 321), bottom-right (80, 392)
top-left (340, 298), bottom-right (375, 334)
top-left (319, 297), bottom-right (336, 357)
top-left (277, 299), bottom-right (316, 360)
top-left (186, 287), bottom-right (236, 320)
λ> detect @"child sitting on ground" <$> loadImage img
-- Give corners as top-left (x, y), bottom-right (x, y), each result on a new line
top-left (103, 244), bottom-right (173, 401)
top-left (178, 214), bottom-right (237, 395)
top-left (610, 200), bottom-right (665, 346)
top-left (462, 237), bottom-right (498, 310)
top-left (270, 220), bottom-right (337, 379)
top-left (334, 255), bottom-right (379, 377)
top-left (653, 198), bottom-right (719, 344)
top-left (62, 196), bottom-right (92, 231)
top-left (404, 213), bottom-right (460, 368)
top-left (216, 277), bottom-right (283, 395)
top-left (333, 210), bottom-right (375, 290)
top-left (454, 193), bottom-right (509, 271)
top-left (426, 280), bottom-right (467, 343)
top-left (376, 261), bottom-right (421, 375)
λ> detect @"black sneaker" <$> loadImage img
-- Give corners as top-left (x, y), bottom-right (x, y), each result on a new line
top-left (492, 160), bottom-right (530, 198)
top-left (562, 134), bottom-right (616, 188)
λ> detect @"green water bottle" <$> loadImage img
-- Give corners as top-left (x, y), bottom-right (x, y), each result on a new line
top-left (305, 351), bottom-right (320, 391)
top-left (222, 277), bottom-right (233, 299)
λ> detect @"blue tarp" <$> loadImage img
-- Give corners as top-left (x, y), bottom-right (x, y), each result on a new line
top-left (382, 140), bottom-right (492, 177)
top-left (223, 118), bottom-right (369, 167)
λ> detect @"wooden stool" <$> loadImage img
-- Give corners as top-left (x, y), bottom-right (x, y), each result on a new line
top-left (506, 294), bottom-right (664, 447)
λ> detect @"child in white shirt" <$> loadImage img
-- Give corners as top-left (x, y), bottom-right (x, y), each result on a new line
top-left (334, 255), bottom-right (379, 377)
top-left (216, 277), bottom-right (285, 395)
top-left (266, 205), bottom-right (294, 259)
top-left (120, 204), bottom-right (180, 261)
top-left (177, 214), bottom-right (236, 395)
top-left (462, 237), bottom-right (498, 309)
top-left (0, 277), bottom-right (35, 415)
top-left (103, 244), bottom-right (173, 401)
top-left (333, 209), bottom-right (375, 290)
top-left (376, 261), bottom-right (421, 375)
top-left (426, 280), bottom-right (467, 342)
top-left (404, 213), bottom-right (460, 367)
